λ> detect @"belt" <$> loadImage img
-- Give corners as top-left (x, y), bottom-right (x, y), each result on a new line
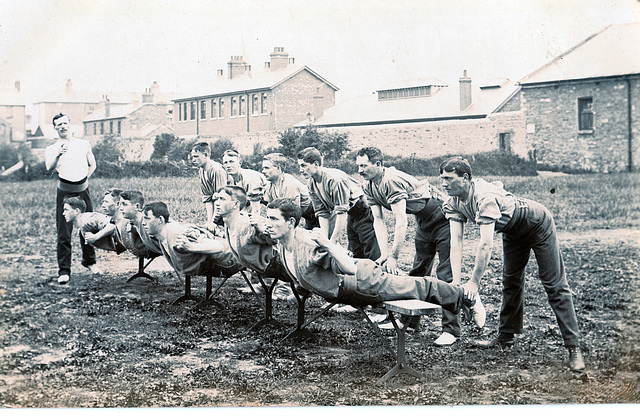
top-left (502, 198), bottom-right (529, 233)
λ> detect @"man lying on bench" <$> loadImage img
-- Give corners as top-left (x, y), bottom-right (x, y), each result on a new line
top-left (262, 197), bottom-right (486, 325)
top-left (141, 202), bottom-right (237, 279)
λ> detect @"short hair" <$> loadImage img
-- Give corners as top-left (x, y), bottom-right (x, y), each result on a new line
top-left (191, 142), bottom-right (211, 156)
top-left (52, 113), bottom-right (68, 126)
top-left (222, 149), bottom-right (240, 159)
top-left (267, 197), bottom-right (301, 227)
top-left (120, 190), bottom-right (145, 207)
top-left (221, 185), bottom-right (249, 209)
top-left (104, 188), bottom-right (123, 200)
top-left (263, 153), bottom-right (288, 171)
top-left (142, 202), bottom-right (170, 223)
top-left (356, 147), bottom-right (383, 165)
top-left (63, 196), bottom-right (86, 213)
top-left (297, 147), bottom-right (322, 166)
top-left (439, 156), bottom-right (473, 179)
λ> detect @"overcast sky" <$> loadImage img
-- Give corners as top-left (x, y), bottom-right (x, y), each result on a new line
top-left (1, 0), bottom-right (638, 122)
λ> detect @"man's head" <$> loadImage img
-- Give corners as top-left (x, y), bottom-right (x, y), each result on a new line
top-left (119, 190), bottom-right (145, 220)
top-left (214, 186), bottom-right (248, 217)
top-left (141, 202), bottom-right (170, 236)
top-left (52, 113), bottom-right (70, 139)
top-left (190, 142), bottom-right (211, 168)
top-left (439, 157), bottom-right (473, 197)
top-left (297, 147), bottom-right (322, 179)
top-left (101, 188), bottom-right (123, 216)
top-left (62, 196), bottom-right (86, 223)
top-left (265, 198), bottom-right (301, 240)
top-left (355, 147), bottom-right (384, 181)
top-left (222, 149), bottom-right (242, 175)
top-left (262, 153), bottom-right (287, 182)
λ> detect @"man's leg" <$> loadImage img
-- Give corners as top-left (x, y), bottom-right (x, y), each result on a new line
top-left (432, 224), bottom-right (461, 339)
top-left (78, 189), bottom-right (97, 268)
top-left (56, 189), bottom-right (73, 277)
top-left (499, 233), bottom-right (530, 335)
top-left (347, 210), bottom-right (380, 261)
top-left (530, 205), bottom-right (581, 347)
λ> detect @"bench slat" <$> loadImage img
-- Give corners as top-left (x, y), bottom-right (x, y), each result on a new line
top-left (383, 299), bottom-right (441, 315)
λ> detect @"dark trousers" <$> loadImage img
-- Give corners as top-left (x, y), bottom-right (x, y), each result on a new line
top-left (346, 200), bottom-right (381, 261)
top-left (301, 203), bottom-right (320, 230)
top-left (500, 199), bottom-right (580, 347)
top-left (56, 187), bottom-right (96, 276)
top-left (409, 199), bottom-right (459, 336)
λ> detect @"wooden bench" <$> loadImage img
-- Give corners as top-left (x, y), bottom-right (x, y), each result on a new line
top-left (378, 299), bottom-right (441, 383)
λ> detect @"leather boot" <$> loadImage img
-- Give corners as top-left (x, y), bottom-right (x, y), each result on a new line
top-left (568, 346), bottom-right (585, 372)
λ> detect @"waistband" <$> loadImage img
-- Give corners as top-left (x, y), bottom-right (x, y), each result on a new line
top-left (58, 176), bottom-right (88, 192)
top-left (347, 197), bottom-right (368, 217)
top-left (501, 198), bottom-right (529, 233)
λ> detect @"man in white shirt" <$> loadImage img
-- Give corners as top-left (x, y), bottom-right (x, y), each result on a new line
top-left (45, 113), bottom-right (99, 284)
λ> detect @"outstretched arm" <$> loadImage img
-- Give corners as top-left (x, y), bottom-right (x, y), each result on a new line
top-left (84, 223), bottom-right (116, 245)
top-left (385, 199), bottom-right (408, 274)
top-left (449, 220), bottom-right (465, 286)
top-left (370, 204), bottom-right (388, 264)
top-left (309, 228), bottom-right (357, 275)
top-left (467, 222), bottom-right (495, 295)
top-left (174, 235), bottom-right (225, 254)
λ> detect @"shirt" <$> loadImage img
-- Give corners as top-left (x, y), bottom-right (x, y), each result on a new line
top-left (199, 159), bottom-right (227, 203)
top-left (227, 168), bottom-right (267, 202)
top-left (45, 138), bottom-right (91, 181)
top-left (224, 213), bottom-right (277, 274)
top-left (308, 167), bottom-right (364, 218)
top-left (441, 178), bottom-right (517, 231)
top-left (263, 173), bottom-right (311, 211)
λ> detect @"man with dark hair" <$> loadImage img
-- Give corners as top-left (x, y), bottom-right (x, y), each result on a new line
top-left (222, 149), bottom-right (266, 214)
top-left (355, 147), bottom-right (469, 345)
top-left (141, 202), bottom-right (236, 277)
top-left (118, 191), bottom-right (162, 256)
top-left (439, 156), bottom-right (585, 372)
top-left (190, 142), bottom-right (227, 229)
top-left (262, 152), bottom-right (318, 230)
top-left (45, 113), bottom-right (99, 284)
top-left (263, 197), bottom-right (485, 327)
top-left (297, 146), bottom-right (379, 261)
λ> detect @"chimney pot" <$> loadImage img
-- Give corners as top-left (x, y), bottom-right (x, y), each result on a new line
top-left (459, 70), bottom-right (472, 111)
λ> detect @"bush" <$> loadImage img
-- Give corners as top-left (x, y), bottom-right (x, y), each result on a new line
top-left (92, 134), bottom-right (124, 164)
top-left (277, 127), bottom-right (350, 162)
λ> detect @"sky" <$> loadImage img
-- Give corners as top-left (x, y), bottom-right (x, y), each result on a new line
top-left (1, 0), bottom-right (639, 123)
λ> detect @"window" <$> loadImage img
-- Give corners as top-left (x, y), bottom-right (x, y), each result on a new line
top-left (200, 101), bottom-right (207, 120)
top-left (190, 102), bottom-right (196, 120)
top-left (100, 122), bottom-right (104, 134)
top-left (117, 121), bottom-right (121, 134)
top-left (252, 94), bottom-right (259, 115)
top-left (499, 133), bottom-right (511, 153)
top-left (211, 99), bottom-right (217, 119)
top-left (93, 123), bottom-right (97, 135)
top-left (219, 98), bottom-right (224, 118)
top-left (109, 121), bottom-right (113, 134)
top-left (261, 93), bottom-right (268, 114)
top-left (240, 96), bottom-right (246, 116)
top-left (231, 96), bottom-right (237, 117)
top-left (578, 97), bottom-right (593, 131)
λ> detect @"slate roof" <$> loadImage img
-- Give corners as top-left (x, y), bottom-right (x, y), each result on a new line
top-left (174, 65), bottom-right (338, 101)
top-left (519, 22), bottom-right (640, 85)
top-left (35, 89), bottom-right (173, 105)
top-left (305, 79), bottom-right (518, 128)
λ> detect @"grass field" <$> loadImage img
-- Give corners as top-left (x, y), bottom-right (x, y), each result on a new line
top-left (0, 172), bottom-right (638, 407)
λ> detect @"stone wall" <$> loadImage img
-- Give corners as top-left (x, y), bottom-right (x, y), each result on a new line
top-left (522, 77), bottom-right (639, 172)
top-left (317, 111), bottom-right (528, 159)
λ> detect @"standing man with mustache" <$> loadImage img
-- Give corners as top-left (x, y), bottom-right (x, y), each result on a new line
top-left (45, 113), bottom-right (100, 284)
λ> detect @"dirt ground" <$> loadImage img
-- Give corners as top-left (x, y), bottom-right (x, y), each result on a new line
top-left (0, 228), bottom-right (638, 407)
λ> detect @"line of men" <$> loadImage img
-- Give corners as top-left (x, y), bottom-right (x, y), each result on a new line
top-left (51, 128), bottom-right (585, 372)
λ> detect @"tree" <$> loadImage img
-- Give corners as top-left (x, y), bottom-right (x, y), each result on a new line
top-left (92, 134), bottom-right (123, 164)
top-left (150, 133), bottom-right (177, 160)
top-left (277, 126), bottom-right (350, 162)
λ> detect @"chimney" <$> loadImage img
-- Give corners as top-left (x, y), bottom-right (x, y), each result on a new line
top-left (14, 81), bottom-right (20, 92)
top-left (150, 81), bottom-right (159, 97)
top-left (217, 69), bottom-right (224, 79)
top-left (269, 47), bottom-right (290, 71)
top-left (66, 79), bottom-right (73, 93)
top-left (227, 55), bottom-right (248, 80)
top-left (459, 70), bottom-right (472, 110)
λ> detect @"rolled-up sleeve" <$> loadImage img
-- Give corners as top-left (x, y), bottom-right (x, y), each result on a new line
top-left (475, 196), bottom-right (502, 224)
top-left (383, 178), bottom-right (409, 206)
top-left (442, 199), bottom-right (467, 223)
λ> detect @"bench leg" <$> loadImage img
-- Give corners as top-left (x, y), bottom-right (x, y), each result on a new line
top-left (377, 311), bottom-right (425, 384)
top-left (171, 275), bottom-right (199, 304)
top-left (127, 256), bottom-right (156, 282)
top-left (247, 275), bottom-right (285, 332)
top-left (195, 275), bottom-right (225, 309)
top-left (357, 307), bottom-right (395, 356)
top-left (280, 293), bottom-right (327, 343)
top-left (240, 271), bottom-right (265, 309)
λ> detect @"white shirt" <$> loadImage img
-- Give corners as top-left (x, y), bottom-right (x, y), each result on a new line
top-left (45, 138), bottom-right (91, 181)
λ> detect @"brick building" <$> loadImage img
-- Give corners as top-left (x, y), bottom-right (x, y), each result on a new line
top-left (0, 81), bottom-right (26, 144)
top-left (303, 73), bottom-right (526, 160)
top-left (514, 23), bottom-right (640, 172)
top-left (173, 47), bottom-right (338, 137)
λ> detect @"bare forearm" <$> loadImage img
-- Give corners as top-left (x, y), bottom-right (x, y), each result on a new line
top-left (390, 217), bottom-right (408, 260)
top-left (471, 241), bottom-right (492, 286)
top-left (373, 217), bottom-right (388, 259)
top-left (204, 202), bottom-right (215, 223)
top-left (324, 240), bottom-right (357, 275)
top-left (329, 213), bottom-right (347, 243)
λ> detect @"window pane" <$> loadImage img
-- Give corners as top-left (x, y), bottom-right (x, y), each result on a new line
top-left (219, 98), bottom-right (224, 118)
top-left (200, 101), bottom-right (207, 119)
top-left (578, 98), bottom-right (593, 130)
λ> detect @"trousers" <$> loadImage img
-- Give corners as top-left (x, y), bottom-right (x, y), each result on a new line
top-left (500, 199), bottom-right (580, 347)
top-left (56, 186), bottom-right (96, 276)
